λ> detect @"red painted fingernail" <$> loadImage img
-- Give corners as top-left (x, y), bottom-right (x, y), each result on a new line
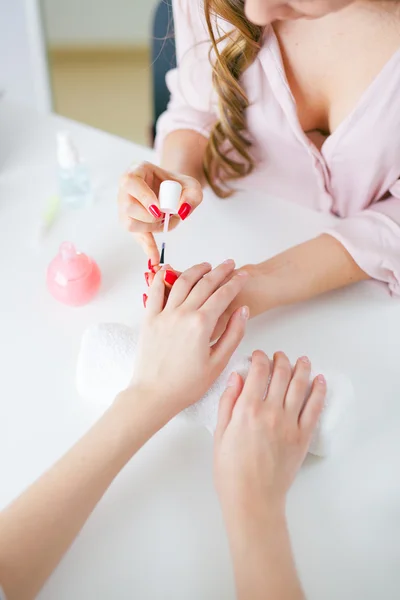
top-left (164, 270), bottom-right (178, 286)
top-left (149, 204), bottom-right (162, 219)
top-left (144, 272), bottom-right (150, 287)
top-left (178, 202), bottom-right (191, 221)
top-left (143, 293), bottom-right (148, 308)
top-left (148, 259), bottom-right (156, 274)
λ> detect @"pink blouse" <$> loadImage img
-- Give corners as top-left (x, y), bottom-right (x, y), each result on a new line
top-left (156, 0), bottom-right (400, 296)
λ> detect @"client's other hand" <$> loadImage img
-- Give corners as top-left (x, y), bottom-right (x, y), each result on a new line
top-left (214, 351), bottom-right (326, 518)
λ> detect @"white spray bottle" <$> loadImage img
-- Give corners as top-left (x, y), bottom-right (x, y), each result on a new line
top-left (57, 132), bottom-right (92, 208)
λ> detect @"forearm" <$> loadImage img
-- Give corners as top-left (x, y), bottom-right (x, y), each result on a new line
top-left (0, 388), bottom-right (165, 600)
top-left (226, 506), bottom-right (305, 600)
top-left (244, 233), bottom-right (369, 316)
top-left (160, 130), bottom-right (208, 185)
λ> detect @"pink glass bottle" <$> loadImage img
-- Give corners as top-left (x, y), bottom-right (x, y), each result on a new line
top-left (47, 242), bottom-right (101, 306)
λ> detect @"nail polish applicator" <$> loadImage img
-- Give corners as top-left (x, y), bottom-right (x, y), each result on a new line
top-left (159, 180), bottom-right (183, 264)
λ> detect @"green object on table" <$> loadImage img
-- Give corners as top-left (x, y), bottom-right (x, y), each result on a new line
top-left (37, 195), bottom-right (61, 241)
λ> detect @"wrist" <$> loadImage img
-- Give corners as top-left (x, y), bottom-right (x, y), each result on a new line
top-left (109, 386), bottom-right (172, 457)
top-left (236, 263), bottom-right (275, 317)
top-left (223, 498), bottom-right (287, 544)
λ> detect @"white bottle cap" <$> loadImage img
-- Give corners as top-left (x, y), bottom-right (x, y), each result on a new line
top-left (57, 131), bottom-right (81, 169)
top-left (159, 180), bottom-right (182, 215)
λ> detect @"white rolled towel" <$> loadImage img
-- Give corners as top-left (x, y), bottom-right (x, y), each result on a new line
top-left (76, 323), bottom-right (354, 457)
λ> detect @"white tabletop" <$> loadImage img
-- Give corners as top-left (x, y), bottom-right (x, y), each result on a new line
top-left (1, 99), bottom-right (400, 600)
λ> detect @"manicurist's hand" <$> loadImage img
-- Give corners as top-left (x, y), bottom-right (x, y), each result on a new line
top-left (118, 161), bottom-right (203, 265)
top-left (213, 351), bottom-right (327, 600)
top-left (131, 260), bottom-right (250, 422)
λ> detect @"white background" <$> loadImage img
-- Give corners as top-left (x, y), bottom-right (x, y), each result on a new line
top-left (0, 0), bottom-right (51, 110)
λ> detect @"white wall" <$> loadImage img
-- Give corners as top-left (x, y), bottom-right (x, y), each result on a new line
top-left (0, 0), bottom-right (52, 111)
top-left (41, 0), bottom-right (159, 47)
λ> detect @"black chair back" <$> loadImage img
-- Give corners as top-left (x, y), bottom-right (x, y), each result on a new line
top-left (151, 0), bottom-right (176, 142)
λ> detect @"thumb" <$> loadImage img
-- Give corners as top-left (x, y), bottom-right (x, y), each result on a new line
top-left (215, 372), bottom-right (243, 442)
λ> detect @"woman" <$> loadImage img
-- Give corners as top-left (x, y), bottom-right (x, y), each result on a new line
top-left (0, 262), bottom-right (326, 600)
top-left (118, 0), bottom-right (400, 325)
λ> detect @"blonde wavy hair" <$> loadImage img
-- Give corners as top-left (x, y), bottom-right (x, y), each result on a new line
top-left (203, 0), bottom-right (263, 197)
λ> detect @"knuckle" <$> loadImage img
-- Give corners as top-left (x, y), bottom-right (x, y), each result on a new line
top-left (284, 427), bottom-right (301, 446)
top-left (235, 402), bottom-right (253, 425)
top-left (192, 311), bottom-right (208, 331)
top-left (217, 284), bottom-right (233, 300)
top-left (274, 362), bottom-right (291, 380)
top-left (127, 219), bottom-right (138, 233)
top-left (177, 272), bottom-right (191, 287)
top-left (290, 378), bottom-right (306, 397)
top-left (201, 270), bottom-right (213, 283)
top-left (265, 409), bottom-right (281, 431)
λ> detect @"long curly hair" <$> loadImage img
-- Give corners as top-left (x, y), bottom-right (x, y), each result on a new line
top-left (202, 0), bottom-right (263, 197)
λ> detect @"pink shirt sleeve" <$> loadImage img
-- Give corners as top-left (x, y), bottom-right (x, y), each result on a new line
top-left (155, 0), bottom-right (217, 153)
top-left (325, 180), bottom-right (400, 296)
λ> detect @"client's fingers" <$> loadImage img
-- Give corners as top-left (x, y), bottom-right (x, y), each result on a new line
top-left (183, 260), bottom-right (236, 310)
top-left (166, 263), bottom-right (212, 308)
top-left (284, 357), bottom-right (312, 421)
top-left (236, 351), bottom-right (271, 412)
top-left (200, 271), bottom-right (248, 326)
top-left (299, 375), bottom-right (326, 436)
top-left (266, 352), bottom-right (292, 409)
top-left (145, 269), bottom-right (166, 316)
top-left (215, 372), bottom-right (244, 442)
top-left (211, 307), bottom-right (249, 369)
top-left (163, 268), bottom-right (180, 290)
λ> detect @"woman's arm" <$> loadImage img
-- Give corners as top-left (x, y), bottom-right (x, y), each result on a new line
top-left (0, 260), bottom-right (248, 600)
top-left (0, 388), bottom-right (163, 600)
top-left (214, 351), bottom-right (326, 600)
top-left (160, 130), bottom-right (207, 185)
top-left (222, 233), bottom-right (369, 326)
top-left (226, 508), bottom-right (305, 600)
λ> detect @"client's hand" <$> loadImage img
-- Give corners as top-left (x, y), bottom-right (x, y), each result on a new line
top-left (131, 260), bottom-right (249, 422)
top-left (214, 351), bottom-right (326, 518)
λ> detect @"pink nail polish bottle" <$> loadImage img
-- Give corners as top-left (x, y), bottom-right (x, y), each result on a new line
top-left (47, 241), bottom-right (101, 306)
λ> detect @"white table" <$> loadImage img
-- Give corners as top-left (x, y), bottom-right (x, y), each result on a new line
top-left (1, 100), bottom-right (400, 600)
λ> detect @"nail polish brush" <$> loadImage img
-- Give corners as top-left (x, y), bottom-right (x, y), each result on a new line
top-left (158, 180), bottom-right (183, 265)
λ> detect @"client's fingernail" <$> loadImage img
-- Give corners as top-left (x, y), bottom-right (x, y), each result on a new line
top-left (144, 272), bottom-right (151, 287)
top-left (178, 202), bottom-right (191, 221)
top-left (164, 270), bottom-right (178, 286)
top-left (317, 374), bottom-right (326, 385)
top-left (223, 259), bottom-right (235, 266)
top-left (237, 270), bottom-right (248, 277)
top-left (148, 259), bottom-right (156, 273)
top-left (240, 306), bottom-right (249, 319)
top-left (300, 356), bottom-right (310, 365)
top-left (227, 372), bottom-right (237, 387)
top-left (149, 204), bottom-right (162, 219)
top-left (143, 293), bottom-right (148, 308)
